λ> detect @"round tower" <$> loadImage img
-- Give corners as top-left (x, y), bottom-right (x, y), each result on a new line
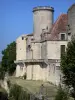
top-left (33, 6), bottom-right (54, 41)
top-left (67, 4), bottom-right (75, 39)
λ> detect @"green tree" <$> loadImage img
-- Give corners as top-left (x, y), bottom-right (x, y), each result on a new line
top-left (61, 39), bottom-right (75, 100)
top-left (1, 41), bottom-right (16, 75)
top-left (0, 61), bottom-right (5, 80)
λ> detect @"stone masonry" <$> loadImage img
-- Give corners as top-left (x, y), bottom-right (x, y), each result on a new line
top-left (14, 4), bottom-right (75, 85)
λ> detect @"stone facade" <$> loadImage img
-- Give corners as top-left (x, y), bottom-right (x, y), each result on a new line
top-left (14, 4), bottom-right (75, 85)
top-left (16, 35), bottom-right (27, 60)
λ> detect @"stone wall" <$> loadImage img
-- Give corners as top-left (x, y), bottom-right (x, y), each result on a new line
top-left (16, 35), bottom-right (27, 60)
top-left (41, 41), bottom-right (47, 59)
top-left (47, 41), bottom-right (68, 59)
top-left (32, 42), bottom-right (41, 59)
top-left (27, 64), bottom-right (32, 80)
top-left (26, 35), bottom-right (33, 59)
top-left (68, 4), bottom-right (75, 37)
top-left (16, 63), bottom-right (26, 77)
top-left (26, 63), bottom-right (48, 81)
top-left (47, 62), bottom-right (61, 85)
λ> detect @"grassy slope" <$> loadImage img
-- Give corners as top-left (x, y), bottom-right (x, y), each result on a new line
top-left (9, 77), bottom-right (57, 99)
top-left (8, 77), bottom-right (74, 100)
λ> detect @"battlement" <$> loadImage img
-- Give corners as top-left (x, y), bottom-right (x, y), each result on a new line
top-left (33, 6), bottom-right (54, 12)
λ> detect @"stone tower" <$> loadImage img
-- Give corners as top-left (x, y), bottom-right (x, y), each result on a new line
top-left (33, 6), bottom-right (54, 41)
top-left (67, 4), bottom-right (75, 39)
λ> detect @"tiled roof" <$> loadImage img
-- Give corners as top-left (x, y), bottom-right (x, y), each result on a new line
top-left (48, 14), bottom-right (68, 40)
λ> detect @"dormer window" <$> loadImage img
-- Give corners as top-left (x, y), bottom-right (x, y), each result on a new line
top-left (61, 34), bottom-right (65, 40)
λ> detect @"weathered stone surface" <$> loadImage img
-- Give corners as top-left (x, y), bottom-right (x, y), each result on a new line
top-left (15, 4), bottom-right (75, 85)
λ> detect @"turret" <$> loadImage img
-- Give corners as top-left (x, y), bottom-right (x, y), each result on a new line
top-left (33, 6), bottom-right (54, 41)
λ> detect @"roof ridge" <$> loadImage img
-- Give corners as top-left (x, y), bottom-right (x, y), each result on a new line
top-left (51, 14), bottom-right (67, 34)
top-left (49, 14), bottom-right (67, 40)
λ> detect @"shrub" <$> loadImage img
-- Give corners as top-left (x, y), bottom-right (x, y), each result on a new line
top-left (9, 84), bottom-right (30, 100)
top-left (0, 91), bottom-right (8, 100)
top-left (18, 90), bottom-right (30, 100)
top-left (9, 84), bottom-right (22, 100)
top-left (55, 85), bottom-right (69, 100)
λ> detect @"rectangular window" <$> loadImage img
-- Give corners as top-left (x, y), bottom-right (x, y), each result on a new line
top-left (61, 45), bottom-right (65, 57)
top-left (61, 34), bottom-right (65, 40)
top-left (22, 37), bottom-right (24, 40)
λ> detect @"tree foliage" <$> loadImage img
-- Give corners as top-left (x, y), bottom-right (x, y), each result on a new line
top-left (1, 41), bottom-right (16, 75)
top-left (0, 91), bottom-right (8, 100)
top-left (0, 62), bottom-right (5, 80)
top-left (61, 39), bottom-right (75, 98)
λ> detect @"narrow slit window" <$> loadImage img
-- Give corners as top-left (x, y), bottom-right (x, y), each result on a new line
top-left (22, 37), bottom-right (24, 40)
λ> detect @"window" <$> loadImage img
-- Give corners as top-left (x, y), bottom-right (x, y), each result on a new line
top-left (22, 37), bottom-right (24, 40)
top-left (61, 45), bottom-right (65, 57)
top-left (61, 34), bottom-right (65, 40)
top-left (28, 45), bottom-right (31, 48)
top-left (31, 38), bottom-right (34, 41)
top-left (46, 26), bottom-right (48, 30)
top-left (27, 45), bottom-right (31, 51)
top-left (68, 32), bottom-right (71, 36)
top-left (68, 25), bottom-right (70, 30)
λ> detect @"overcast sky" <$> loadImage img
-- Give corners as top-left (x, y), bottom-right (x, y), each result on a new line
top-left (0, 0), bottom-right (75, 60)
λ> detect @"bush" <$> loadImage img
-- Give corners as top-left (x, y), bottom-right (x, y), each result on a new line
top-left (18, 90), bottom-right (30, 100)
top-left (9, 84), bottom-right (30, 100)
top-left (0, 91), bottom-right (8, 100)
top-left (9, 84), bottom-right (22, 100)
top-left (55, 85), bottom-right (69, 100)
